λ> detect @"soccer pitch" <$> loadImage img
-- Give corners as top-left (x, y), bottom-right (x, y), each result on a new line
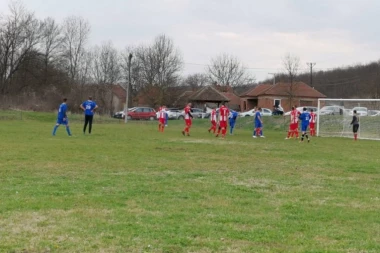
top-left (1, 115), bottom-right (379, 252)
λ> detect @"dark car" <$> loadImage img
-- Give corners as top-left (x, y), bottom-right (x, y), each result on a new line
top-left (127, 107), bottom-right (156, 120)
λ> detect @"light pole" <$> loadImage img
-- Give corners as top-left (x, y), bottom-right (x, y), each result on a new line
top-left (125, 53), bottom-right (133, 123)
top-left (268, 73), bottom-right (276, 85)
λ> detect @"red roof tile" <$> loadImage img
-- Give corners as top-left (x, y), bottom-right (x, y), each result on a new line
top-left (222, 92), bottom-right (240, 106)
top-left (241, 82), bottom-right (326, 98)
top-left (241, 84), bottom-right (272, 97)
top-left (262, 82), bottom-right (326, 98)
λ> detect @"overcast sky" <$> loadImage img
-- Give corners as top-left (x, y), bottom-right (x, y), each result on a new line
top-left (1, 0), bottom-right (380, 81)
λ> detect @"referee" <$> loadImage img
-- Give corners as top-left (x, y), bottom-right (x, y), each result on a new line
top-left (80, 96), bottom-right (98, 134)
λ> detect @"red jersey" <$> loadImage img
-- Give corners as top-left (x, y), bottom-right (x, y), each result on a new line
top-left (219, 105), bottom-right (230, 122)
top-left (210, 109), bottom-right (217, 122)
top-left (310, 112), bottom-right (316, 123)
top-left (184, 106), bottom-right (191, 120)
top-left (290, 109), bottom-right (299, 124)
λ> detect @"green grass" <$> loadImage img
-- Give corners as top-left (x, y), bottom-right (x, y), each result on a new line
top-left (1, 113), bottom-right (380, 252)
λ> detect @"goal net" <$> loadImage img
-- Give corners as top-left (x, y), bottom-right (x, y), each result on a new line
top-left (317, 99), bottom-right (380, 140)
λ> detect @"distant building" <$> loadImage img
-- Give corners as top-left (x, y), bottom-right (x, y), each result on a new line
top-left (240, 82), bottom-right (326, 112)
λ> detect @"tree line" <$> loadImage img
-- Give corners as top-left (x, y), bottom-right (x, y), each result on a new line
top-left (0, 2), bottom-right (256, 114)
top-left (262, 57), bottom-right (380, 99)
top-left (1, 2), bottom-right (379, 114)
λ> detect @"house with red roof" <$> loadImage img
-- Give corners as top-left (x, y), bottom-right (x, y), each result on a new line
top-left (240, 82), bottom-right (326, 112)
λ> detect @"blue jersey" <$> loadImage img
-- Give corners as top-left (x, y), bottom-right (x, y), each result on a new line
top-left (254, 111), bottom-right (262, 128)
top-left (254, 111), bottom-right (262, 124)
top-left (58, 103), bottom-right (67, 119)
top-left (300, 112), bottom-right (311, 126)
top-left (82, 100), bottom-right (97, 116)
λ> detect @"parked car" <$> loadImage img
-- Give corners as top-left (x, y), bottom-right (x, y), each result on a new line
top-left (261, 108), bottom-right (273, 116)
top-left (126, 107), bottom-right (156, 120)
top-left (113, 111), bottom-right (125, 119)
top-left (113, 107), bottom-right (135, 119)
top-left (318, 106), bottom-right (344, 115)
top-left (284, 106), bottom-right (318, 116)
top-left (349, 107), bottom-right (368, 116)
top-left (178, 108), bottom-right (204, 119)
top-left (368, 110), bottom-right (380, 116)
top-left (166, 108), bottom-right (182, 119)
top-left (239, 108), bottom-right (256, 117)
top-left (156, 108), bottom-right (182, 120)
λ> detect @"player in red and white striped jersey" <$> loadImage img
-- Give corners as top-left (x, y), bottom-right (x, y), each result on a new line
top-left (208, 107), bottom-right (217, 134)
top-left (286, 106), bottom-right (299, 139)
top-left (309, 109), bottom-right (317, 136)
top-left (182, 103), bottom-right (193, 136)
top-left (215, 103), bottom-right (230, 138)
top-left (158, 105), bottom-right (167, 132)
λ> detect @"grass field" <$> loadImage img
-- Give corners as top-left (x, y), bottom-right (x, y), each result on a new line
top-left (1, 113), bottom-right (380, 252)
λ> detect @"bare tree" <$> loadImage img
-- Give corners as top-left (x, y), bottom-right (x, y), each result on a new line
top-left (61, 16), bottom-right (90, 84)
top-left (91, 41), bottom-right (121, 114)
top-left (283, 53), bottom-right (300, 105)
top-left (0, 1), bottom-right (43, 95)
top-left (182, 73), bottom-right (209, 90)
top-left (38, 17), bottom-right (63, 88)
top-left (129, 34), bottom-right (183, 107)
top-left (207, 53), bottom-right (254, 86)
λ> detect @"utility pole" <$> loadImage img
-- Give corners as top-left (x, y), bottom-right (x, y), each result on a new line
top-left (125, 53), bottom-right (133, 123)
top-left (268, 73), bottom-right (276, 85)
top-left (306, 63), bottom-right (316, 86)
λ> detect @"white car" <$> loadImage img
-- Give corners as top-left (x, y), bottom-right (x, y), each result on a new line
top-left (240, 108), bottom-right (272, 117)
top-left (318, 106), bottom-right (344, 115)
top-left (349, 107), bottom-right (368, 116)
top-left (368, 110), bottom-right (380, 116)
top-left (239, 109), bottom-right (256, 117)
top-left (261, 108), bottom-right (273, 116)
top-left (284, 106), bottom-right (318, 116)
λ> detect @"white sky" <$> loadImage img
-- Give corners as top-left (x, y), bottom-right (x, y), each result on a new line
top-left (1, 0), bottom-right (379, 81)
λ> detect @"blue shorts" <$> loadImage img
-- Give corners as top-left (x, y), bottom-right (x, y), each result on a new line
top-left (229, 119), bottom-right (236, 128)
top-left (57, 118), bottom-right (68, 125)
top-left (301, 124), bottom-right (309, 132)
top-left (255, 122), bottom-right (262, 128)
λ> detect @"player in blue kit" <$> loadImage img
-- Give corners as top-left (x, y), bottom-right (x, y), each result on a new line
top-left (52, 98), bottom-right (72, 136)
top-left (229, 110), bottom-right (238, 135)
top-left (253, 107), bottom-right (264, 138)
top-left (80, 96), bottom-right (98, 134)
top-left (299, 107), bottom-right (310, 143)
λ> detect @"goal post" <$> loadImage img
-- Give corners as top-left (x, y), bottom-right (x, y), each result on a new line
top-left (317, 98), bottom-right (380, 140)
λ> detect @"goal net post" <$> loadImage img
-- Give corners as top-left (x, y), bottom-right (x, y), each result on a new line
top-left (317, 98), bottom-right (380, 140)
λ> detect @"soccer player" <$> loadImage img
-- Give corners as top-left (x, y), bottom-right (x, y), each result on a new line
top-left (285, 106), bottom-right (298, 139)
top-left (299, 107), bottom-right (311, 143)
top-left (229, 110), bottom-right (238, 135)
top-left (52, 98), bottom-right (72, 136)
top-left (158, 106), bottom-right (167, 132)
top-left (350, 109), bottom-right (359, 141)
top-left (215, 103), bottom-right (229, 138)
top-left (253, 107), bottom-right (264, 138)
top-left (80, 96), bottom-right (98, 134)
top-left (208, 107), bottom-right (217, 134)
top-left (182, 103), bottom-right (193, 136)
top-left (309, 109), bottom-right (317, 136)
